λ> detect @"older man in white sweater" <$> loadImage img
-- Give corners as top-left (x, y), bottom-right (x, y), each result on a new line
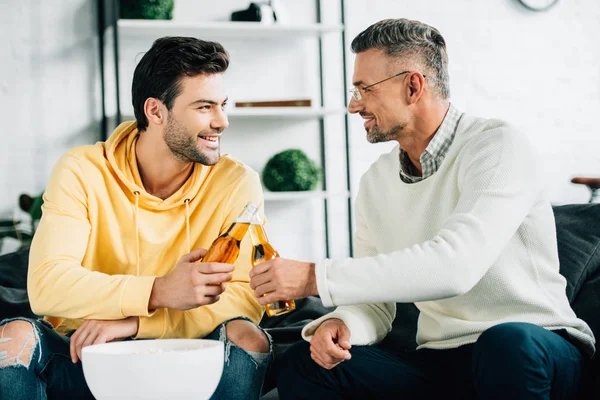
top-left (250, 18), bottom-right (594, 399)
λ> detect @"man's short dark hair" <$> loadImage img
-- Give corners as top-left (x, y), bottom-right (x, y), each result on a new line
top-left (351, 19), bottom-right (450, 99)
top-left (132, 36), bottom-right (229, 131)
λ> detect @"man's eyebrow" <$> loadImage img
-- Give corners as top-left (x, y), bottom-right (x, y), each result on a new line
top-left (352, 80), bottom-right (364, 87)
top-left (190, 97), bottom-right (229, 106)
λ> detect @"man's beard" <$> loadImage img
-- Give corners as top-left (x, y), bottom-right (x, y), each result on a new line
top-left (366, 122), bottom-right (406, 144)
top-left (163, 113), bottom-right (222, 166)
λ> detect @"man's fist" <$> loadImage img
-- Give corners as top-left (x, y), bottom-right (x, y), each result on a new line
top-left (309, 318), bottom-right (352, 370)
top-left (148, 248), bottom-right (234, 311)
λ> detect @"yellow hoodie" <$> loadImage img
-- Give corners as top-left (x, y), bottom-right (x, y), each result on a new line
top-left (28, 121), bottom-right (264, 339)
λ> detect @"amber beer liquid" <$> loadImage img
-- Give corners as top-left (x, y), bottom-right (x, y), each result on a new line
top-left (249, 222), bottom-right (296, 317)
top-left (202, 203), bottom-right (258, 282)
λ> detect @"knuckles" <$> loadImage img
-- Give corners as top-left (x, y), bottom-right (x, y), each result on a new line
top-left (190, 274), bottom-right (203, 286)
top-left (204, 263), bottom-right (218, 273)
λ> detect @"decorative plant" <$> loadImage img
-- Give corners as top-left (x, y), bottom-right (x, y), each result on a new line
top-left (120, 0), bottom-right (175, 20)
top-left (0, 193), bottom-right (43, 253)
top-left (262, 149), bottom-right (320, 192)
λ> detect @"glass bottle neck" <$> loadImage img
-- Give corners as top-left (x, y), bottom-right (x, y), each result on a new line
top-left (249, 224), bottom-right (269, 245)
top-left (226, 222), bottom-right (250, 241)
top-left (235, 203), bottom-right (259, 224)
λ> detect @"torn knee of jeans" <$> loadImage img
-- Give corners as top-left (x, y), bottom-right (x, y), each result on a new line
top-left (217, 321), bottom-right (272, 368)
top-left (225, 320), bottom-right (271, 354)
top-left (0, 320), bottom-right (39, 369)
top-left (217, 323), bottom-right (233, 365)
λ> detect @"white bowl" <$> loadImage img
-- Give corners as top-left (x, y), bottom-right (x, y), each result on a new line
top-left (82, 339), bottom-right (224, 400)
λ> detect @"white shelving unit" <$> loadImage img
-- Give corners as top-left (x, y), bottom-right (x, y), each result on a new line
top-left (99, 1), bottom-right (352, 259)
top-left (228, 107), bottom-right (346, 119)
top-left (263, 190), bottom-right (350, 202)
top-left (120, 106), bottom-right (346, 120)
top-left (113, 19), bottom-right (343, 39)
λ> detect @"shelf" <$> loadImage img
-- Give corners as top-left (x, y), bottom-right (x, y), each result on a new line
top-left (113, 20), bottom-right (343, 40)
top-left (118, 107), bottom-right (345, 122)
top-left (263, 190), bottom-right (350, 202)
top-left (228, 107), bottom-right (346, 119)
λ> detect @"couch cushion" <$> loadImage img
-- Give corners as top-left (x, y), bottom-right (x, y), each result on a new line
top-left (553, 204), bottom-right (600, 302)
top-left (553, 204), bottom-right (600, 399)
top-left (0, 246), bottom-right (35, 321)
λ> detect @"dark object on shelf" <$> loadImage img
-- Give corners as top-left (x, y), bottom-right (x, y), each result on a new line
top-left (571, 177), bottom-right (600, 203)
top-left (19, 193), bottom-right (44, 220)
top-left (235, 99), bottom-right (312, 108)
top-left (262, 149), bottom-right (320, 192)
top-left (231, 2), bottom-right (274, 22)
top-left (120, 0), bottom-right (174, 20)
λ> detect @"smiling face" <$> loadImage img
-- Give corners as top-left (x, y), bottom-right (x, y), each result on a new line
top-left (163, 74), bottom-right (228, 165)
top-left (348, 49), bottom-right (412, 144)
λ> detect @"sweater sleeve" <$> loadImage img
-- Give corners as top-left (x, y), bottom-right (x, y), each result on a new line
top-left (316, 125), bottom-right (540, 306)
top-left (135, 171), bottom-right (264, 339)
top-left (301, 184), bottom-right (395, 345)
top-left (28, 153), bottom-right (156, 320)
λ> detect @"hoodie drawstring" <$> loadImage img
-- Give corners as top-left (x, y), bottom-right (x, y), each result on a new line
top-left (133, 191), bottom-right (141, 276)
top-left (184, 199), bottom-right (191, 253)
top-left (132, 193), bottom-right (192, 274)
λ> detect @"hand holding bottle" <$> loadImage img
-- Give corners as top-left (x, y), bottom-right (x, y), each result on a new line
top-left (249, 257), bottom-right (317, 307)
top-left (148, 248), bottom-right (233, 311)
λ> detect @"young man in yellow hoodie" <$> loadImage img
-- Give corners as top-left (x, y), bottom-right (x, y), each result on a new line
top-left (0, 37), bottom-right (271, 399)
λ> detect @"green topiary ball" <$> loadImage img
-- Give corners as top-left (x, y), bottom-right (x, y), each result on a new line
top-left (262, 149), bottom-right (320, 192)
top-left (120, 0), bottom-right (174, 20)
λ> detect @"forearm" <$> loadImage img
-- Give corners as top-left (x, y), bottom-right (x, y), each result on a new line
top-left (302, 303), bottom-right (395, 345)
top-left (28, 258), bottom-right (155, 319)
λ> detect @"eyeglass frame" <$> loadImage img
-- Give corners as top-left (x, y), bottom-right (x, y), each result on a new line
top-left (349, 70), bottom-right (426, 101)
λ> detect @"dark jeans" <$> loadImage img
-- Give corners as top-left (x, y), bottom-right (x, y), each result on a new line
top-left (277, 322), bottom-right (584, 400)
top-left (0, 316), bottom-right (272, 400)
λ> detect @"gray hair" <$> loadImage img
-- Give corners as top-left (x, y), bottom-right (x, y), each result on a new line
top-left (351, 19), bottom-right (450, 99)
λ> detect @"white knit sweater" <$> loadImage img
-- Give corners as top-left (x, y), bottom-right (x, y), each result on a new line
top-left (303, 114), bottom-right (595, 356)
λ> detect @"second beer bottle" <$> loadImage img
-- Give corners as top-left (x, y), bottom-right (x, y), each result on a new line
top-left (249, 213), bottom-right (296, 317)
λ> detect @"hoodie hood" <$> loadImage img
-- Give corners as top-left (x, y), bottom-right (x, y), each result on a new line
top-left (103, 121), bottom-right (210, 211)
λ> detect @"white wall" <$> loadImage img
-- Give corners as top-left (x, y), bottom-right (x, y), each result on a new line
top-left (344, 0), bottom-right (600, 205)
top-left (0, 0), bottom-right (100, 218)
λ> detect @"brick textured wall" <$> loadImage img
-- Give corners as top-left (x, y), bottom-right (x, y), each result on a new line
top-left (0, 0), bottom-right (100, 217)
top-left (345, 0), bottom-right (600, 205)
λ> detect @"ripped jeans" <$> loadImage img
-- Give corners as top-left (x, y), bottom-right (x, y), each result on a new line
top-left (0, 316), bottom-right (272, 400)
top-left (206, 316), bottom-right (272, 400)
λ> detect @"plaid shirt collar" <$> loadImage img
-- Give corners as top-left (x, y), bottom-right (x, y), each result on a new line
top-left (399, 103), bottom-right (463, 183)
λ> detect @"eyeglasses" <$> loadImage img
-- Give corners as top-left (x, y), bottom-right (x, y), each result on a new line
top-left (349, 71), bottom-right (425, 101)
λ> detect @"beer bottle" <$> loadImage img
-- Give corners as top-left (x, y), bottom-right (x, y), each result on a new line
top-left (202, 202), bottom-right (258, 267)
top-left (249, 214), bottom-right (296, 317)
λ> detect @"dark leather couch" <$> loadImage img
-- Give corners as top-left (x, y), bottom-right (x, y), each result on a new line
top-left (1, 204), bottom-right (599, 398)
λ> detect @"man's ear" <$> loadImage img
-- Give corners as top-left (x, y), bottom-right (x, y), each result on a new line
top-left (406, 72), bottom-right (426, 105)
top-left (144, 98), bottom-right (166, 127)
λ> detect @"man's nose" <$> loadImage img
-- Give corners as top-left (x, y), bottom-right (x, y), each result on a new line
top-left (212, 107), bottom-right (229, 130)
top-left (348, 95), bottom-right (363, 114)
